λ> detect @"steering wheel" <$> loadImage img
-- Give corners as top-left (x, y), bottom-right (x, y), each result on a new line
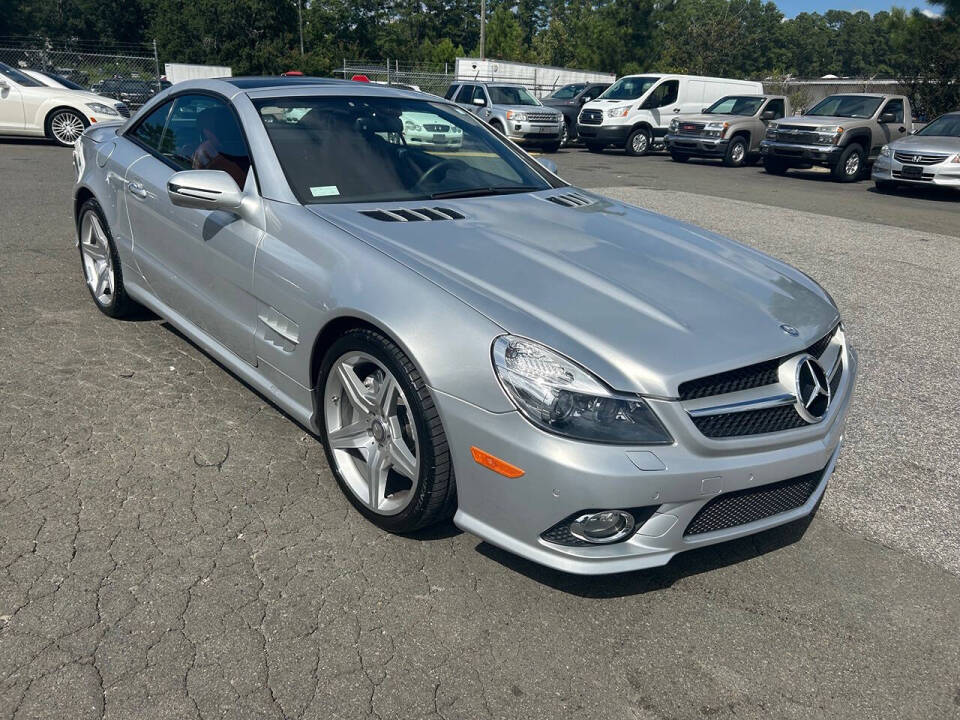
top-left (413, 159), bottom-right (461, 190)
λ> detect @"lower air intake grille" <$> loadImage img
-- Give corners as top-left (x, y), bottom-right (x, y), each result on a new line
top-left (684, 466), bottom-right (824, 536)
top-left (692, 403), bottom-right (807, 437)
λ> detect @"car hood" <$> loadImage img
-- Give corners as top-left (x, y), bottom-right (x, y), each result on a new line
top-left (888, 134), bottom-right (960, 154)
top-left (674, 113), bottom-right (753, 124)
top-left (309, 191), bottom-right (838, 397)
top-left (35, 87), bottom-right (122, 107)
top-left (778, 115), bottom-right (866, 127)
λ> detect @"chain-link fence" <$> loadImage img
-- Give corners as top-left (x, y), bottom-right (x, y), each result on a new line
top-left (0, 37), bottom-right (161, 110)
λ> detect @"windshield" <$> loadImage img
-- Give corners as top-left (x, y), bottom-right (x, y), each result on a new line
top-left (806, 95), bottom-right (883, 119)
top-left (46, 72), bottom-right (85, 90)
top-left (599, 76), bottom-right (659, 101)
top-left (916, 114), bottom-right (960, 137)
top-left (0, 62), bottom-right (44, 87)
top-left (487, 86), bottom-right (539, 106)
top-left (549, 84), bottom-right (586, 100)
top-left (255, 96), bottom-right (555, 204)
top-left (705, 96), bottom-right (764, 116)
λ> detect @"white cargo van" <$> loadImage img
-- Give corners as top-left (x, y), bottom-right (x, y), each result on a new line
top-left (577, 74), bottom-right (764, 156)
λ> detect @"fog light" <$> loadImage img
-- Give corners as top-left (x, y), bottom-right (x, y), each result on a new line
top-left (569, 510), bottom-right (635, 544)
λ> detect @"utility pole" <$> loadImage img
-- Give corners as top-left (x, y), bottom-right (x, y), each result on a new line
top-left (298, 0), bottom-right (304, 55)
top-left (480, 0), bottom-right (485, 60)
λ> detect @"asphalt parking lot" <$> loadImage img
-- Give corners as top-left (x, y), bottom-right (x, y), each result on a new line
top-left (1, 139), bottom-right (959, 720)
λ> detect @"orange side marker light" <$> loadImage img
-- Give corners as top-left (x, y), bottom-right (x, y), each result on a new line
top-left (470, 447), bottom-right (525, 478)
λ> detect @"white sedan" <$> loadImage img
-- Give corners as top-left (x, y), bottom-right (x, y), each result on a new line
top-left (400, 110), bottom-right (463, 150)
top-left (0, 62), bottom-right (129, 145)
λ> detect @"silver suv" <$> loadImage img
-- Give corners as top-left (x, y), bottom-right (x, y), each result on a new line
top-left (445, 82), bottom-right (564, 152)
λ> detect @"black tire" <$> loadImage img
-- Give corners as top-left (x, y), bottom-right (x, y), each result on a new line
top-left (722, 136), bottom-right (748, 167)
top-left (625, 127), bottom-right (651, 156)
top-left (586, 143), bottom-right (605, 153)
top-left (46, 108), bottom-right (88, 147)
top-left (764, 156), bottom-right (790, 175)
top-left (489, 120), bottom-right (505, 135)
top-left (874, 180), bottom-right (898, 193)
top-left (669, 152), bottom-right (689, 163)
top-left (542, 142), bottom-right (561, 153)
top-left (317, 327), bottom-right (456, 534)
top-left (831, 144), bottom-right (865, 182)
top-left (76, 198), bottom-right (138, 318)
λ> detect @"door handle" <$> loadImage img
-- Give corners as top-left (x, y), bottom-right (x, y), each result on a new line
top-left (127, 181), bottom-right (147, 199)
top-left (898, 126), bottom-right (905, 132)
top-left (672, 108), bottom-right (681, 113)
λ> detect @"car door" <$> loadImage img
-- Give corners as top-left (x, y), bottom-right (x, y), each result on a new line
top-left (643, 79), bottom-right (681, 133)
top-left (0, 72), bottom-right (25, 132)
top-left (877, 98), bottom-right (907, 149)
top-left (124, 93), bottom-right (261, 364)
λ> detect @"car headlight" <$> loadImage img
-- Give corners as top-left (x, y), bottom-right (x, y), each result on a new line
top-left (704, 121), bottom-right (729, 138)
top-left (404, 120), bottom-right (422, 131)
top-left (880, 144), bottom-right (890, 157)
top-left (492, 335), bottom-right (672, 445)
top-left (606, 106), bottom-right (630, 119)
top-left (85, 103), bottom-right (119, 117)
top-left (951, 153), bottom-right (960, 164)
top-left (815, 125), bottom-right (843, 145)
top-left (506, 110), bottom-right (527, 121)
top-left (765, 122), bottom-right (778, 139)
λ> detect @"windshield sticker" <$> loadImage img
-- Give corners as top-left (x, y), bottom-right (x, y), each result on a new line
top-left (310, 185), bottom-right (340, 197)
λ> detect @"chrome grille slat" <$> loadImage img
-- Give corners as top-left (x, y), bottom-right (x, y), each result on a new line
top-left (893, 151), bottom-right (949, 166)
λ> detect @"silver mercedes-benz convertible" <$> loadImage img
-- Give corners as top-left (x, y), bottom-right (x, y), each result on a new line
top-left (72, 77), bottom-right (856, 574)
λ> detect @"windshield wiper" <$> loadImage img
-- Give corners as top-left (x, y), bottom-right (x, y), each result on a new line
top-left (429, 186), bottom-right (532, 200)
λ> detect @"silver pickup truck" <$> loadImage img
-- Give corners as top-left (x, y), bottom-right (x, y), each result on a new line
top-left (760, 93), bottom-right (912, 182)
top-left (445, 81), bottom-right (564, 152)
top-left (665, 94), bottom-right (789, 167)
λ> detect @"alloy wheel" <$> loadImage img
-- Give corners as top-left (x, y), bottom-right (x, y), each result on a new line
top-left (323, 352), bottom-right (420, 516)
top-left (844, 153), bottom-right (860, 178)
top-left (631, 132), bottom-right (648, 154)
top-left (51, 111), bottom-right (85, 145)
top-left (730, 142), bottom-right (745, 164)
top-left (79, 211), bottom-right (115, 306)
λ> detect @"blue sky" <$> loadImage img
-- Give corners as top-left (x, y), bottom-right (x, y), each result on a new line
top-left (774, 1), bottom-right (938, 16)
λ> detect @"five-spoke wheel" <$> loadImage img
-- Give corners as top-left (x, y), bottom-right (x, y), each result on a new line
top-left (77, 198), bottom-right (136, 318)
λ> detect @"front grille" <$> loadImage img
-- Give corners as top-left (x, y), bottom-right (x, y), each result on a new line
top-left (115, 103), bottom-right (130, 118)
top-left (525, 111), bottom-right (558, 124)
top-left (579, 109), bottom-right (602, 125)
top-left (423, 124), bottom-right (449, 132)
top-left (678, 324), bottom-right (838, 401)
top-left (684, 466), bottom-right (824, 536)
top-left (893, 151), bottom-right (948, 166)
top-left (774, 126), bottom-right (822, 145)
top-left (893, 170), bottom-right (934, 181)
top-left (676, 122), bottom-right (705, 135)
top-left (691, 404), bottom-right (807, 437)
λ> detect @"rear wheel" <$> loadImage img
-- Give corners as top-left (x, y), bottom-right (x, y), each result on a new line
top-left (764, 156), bottom-right (790, 175)
top-left (318, 328), bottom-right (456, 533)
top-left (47, 108), bottom-right (87, 146)
top-left (723, 136), bottom-right (748, 167)
top-left (832, 144), bottom-right (865, 182)
top-left (625, 127), bottom-right (651, 156)
top-left (586, 143), bottom-right (605, 153)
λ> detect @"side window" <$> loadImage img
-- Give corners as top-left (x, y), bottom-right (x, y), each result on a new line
top-left (880, 99), bottom-right (904, 123)
top-left (173, 94), bottom-right (251, 188)
top-left (455, 84), bottom-right (475, 103)
top-left (472, 85), bottom-right (487, 105)
top-left (129, 101), bottom-right (174, 153)
top-left (648, 80), bottom-right (679, 108)
top-left (443, 85), bottom-right (458, 100)
top-left (765, 99), bottom-right (785, 119)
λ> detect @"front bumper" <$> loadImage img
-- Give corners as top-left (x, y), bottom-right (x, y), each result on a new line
top-left (506, 122), bottom-right (562, 145)
top-left (761, 140), bottom-right (843, 165)
top-left (872, 155), bottom-right (960, 187)
top-left (666, 134), bottom-right (730, 157)
top-left (436, 347), bottom-right (858, 575)
top-left (576, 123), bottom-right (631, 145)
top-left (406, 132), bottom-right (463, 150)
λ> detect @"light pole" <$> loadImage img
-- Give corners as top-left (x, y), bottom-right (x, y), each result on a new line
top-left (298, 0), bottom-right (304, 55)
top-left (480, 0), bottom-right (485, 60)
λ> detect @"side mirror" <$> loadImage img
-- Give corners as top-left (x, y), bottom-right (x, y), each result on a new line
top-left (879, 112), bottom-right (897, 124)
top-left (580, 96), bottom-right (591, 104)
top-left (167, 170), bottom-right (243, 212)
top-left (472, 97), bottom-right (486, 107)
top-left (0, 78), bottom-right (9, 90)
top-left (760, 110), bottom-right (775, 120)
top-left (537, 157), bottom-right (558, 175)
top-left (701, 107), bottom-right (708, 114)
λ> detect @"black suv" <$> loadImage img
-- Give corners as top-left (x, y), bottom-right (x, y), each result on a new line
top-left (540, 82), bottom-right (611, 145)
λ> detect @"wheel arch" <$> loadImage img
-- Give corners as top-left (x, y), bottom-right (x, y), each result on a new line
top-left (730, 128), bottom-right (750, 143)
top-left (841, 130), bottom-right (870, 151)
top-left (74, 186), bottom-right (96, 222)
top-left (630, 120), bottom-right (654, 135)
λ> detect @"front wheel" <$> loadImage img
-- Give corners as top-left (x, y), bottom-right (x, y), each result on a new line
top-left (625, 127), bottom-right (651, 156)
top-left (318, 328), bottom-right (456, 533)
top-left (722, 137), bottom-right (748, 167)
top-left (77, 198), bottom-right (138, 318)
top-left (832, 144), bottom-right (865, 182)
top-left (48, 108), bottom-right (88, 146)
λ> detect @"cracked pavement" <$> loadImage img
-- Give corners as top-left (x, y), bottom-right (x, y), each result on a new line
top-left (1, 141), bottom-right (959, 719)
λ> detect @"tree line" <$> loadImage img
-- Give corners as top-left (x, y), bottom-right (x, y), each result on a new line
top-left (3, 0), bottom-right (958, 112)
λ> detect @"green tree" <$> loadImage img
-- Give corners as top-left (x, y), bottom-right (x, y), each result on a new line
top-left (484, 6), bottom-right (525, 60)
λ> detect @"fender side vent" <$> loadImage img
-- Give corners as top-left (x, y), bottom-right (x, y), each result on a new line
top-left (360, 207), bottom-right (465, 222)
top-left (546, 192), bottom-right (594, 208)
